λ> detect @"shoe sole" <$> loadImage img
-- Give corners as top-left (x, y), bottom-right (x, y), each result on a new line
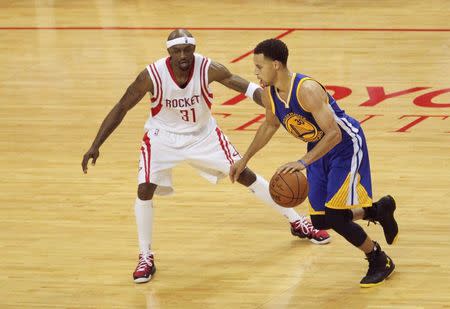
top-left (134, 276), bottom-right (152, 283)
top-left (310, 237), bottom-right (332, 245)
top-left (360, 259), bottom-right (395, 288)
top-left (291, 230), bottom-right (331, 245)
top-left (391, 233), bottom-right (399, 245)
top-left (382, 195), bottom-right (399, 245)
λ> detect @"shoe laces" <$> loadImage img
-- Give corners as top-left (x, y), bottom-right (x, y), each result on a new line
top-left (365, 249), bottom-right (383, 275)
top-left (137, 253), bottom-right (153, 272)
top-left (293, 217), bottom-right (318, 236)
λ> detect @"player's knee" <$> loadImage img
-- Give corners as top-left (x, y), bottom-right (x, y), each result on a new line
top-left (236, 167), bottom-right (257, 187)
top-left (324, 208), bottom-right (353, 232)
top-left (311, 215), bottom-right (330, 230)
top-left (324, 207), bottom-right (367, 246)
top-left (137, 183), bottom-right (157, 200)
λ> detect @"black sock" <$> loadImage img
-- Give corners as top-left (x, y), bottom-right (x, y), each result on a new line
top-left (366, 241), bottom-right (380, 258)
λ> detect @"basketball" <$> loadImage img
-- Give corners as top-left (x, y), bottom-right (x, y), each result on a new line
top-left (269, 171), bottom-right (309, 208)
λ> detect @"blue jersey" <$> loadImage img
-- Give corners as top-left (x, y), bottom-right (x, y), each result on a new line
top-left (267, 73), bottom-right (360, 152)
top-left (267, 73), bottom-right (372, 213)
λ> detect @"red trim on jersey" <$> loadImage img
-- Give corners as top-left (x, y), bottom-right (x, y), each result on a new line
top-left (200, 58), bottom-right (212, 109)
top-left (200, 58), bottom-right (213, 98)
top-left (165, 57), bottom-right (195, 89)
top-left (215, 127), bottom-right (233, 165)
top-left (202, 93), bottom-right (212, 109)
top-left (148, 72), bottom-right (158, 103)
top-left (151, 63), bottom-right (163, 100)
top-left (140, 146), bottom-right (148, 182)
top-left (152, 63), bottom-right (163, 90)
top-left (222, 133), bottom-right (237, 163)
top-left (221, 130), bottom-right (235, 164)
top-left (140, 145), bottom-right (145, 172)
top-left (200, 86), bottom-right (212, 109)
top-left (142, 133), bottom-right (152, 183)
top-left (151, 102), bottom-right (163, 116)
top-left (149, 64), bottom-right (163, 116)
top-left (148, 64), bottom-right (160, 100)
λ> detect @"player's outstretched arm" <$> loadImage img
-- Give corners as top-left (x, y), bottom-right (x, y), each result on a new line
top-left (208, 61), bottom-right (263, 107)
top-left (229, 90), bottom-right (280, 182)
top-left (81, 69), bottom-right (153, 173)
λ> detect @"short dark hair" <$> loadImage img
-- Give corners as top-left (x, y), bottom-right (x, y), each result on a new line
top-left (254, 39), bottom-right (289, 65)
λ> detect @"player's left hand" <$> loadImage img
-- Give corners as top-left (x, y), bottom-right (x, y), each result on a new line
top-left (81, 147), bottom-right (100, 174)
top-left (229, 159), bottom-right (247, 183)
top-left (277, 161), bottom-right (306, 174)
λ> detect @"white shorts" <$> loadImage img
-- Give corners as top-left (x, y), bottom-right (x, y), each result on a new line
top-left (138, 126), bottom-right (241, 196)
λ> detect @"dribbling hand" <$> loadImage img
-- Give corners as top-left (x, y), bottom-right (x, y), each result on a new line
top-left (82, 147), bottom-right (100, 174)
top-left (277, 161), bottom-right (306, 174)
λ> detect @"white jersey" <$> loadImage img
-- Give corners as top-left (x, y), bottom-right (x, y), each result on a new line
top-left (144, 53), bottom-right (216, 134)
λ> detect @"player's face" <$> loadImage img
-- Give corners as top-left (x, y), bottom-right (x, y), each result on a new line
top-left (168, 44), bottom-right (196, 71)
top-left (253, 53), bottom-right (276, 87)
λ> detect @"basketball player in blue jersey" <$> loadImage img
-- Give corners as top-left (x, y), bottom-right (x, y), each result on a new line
top-left (230, 39), bottom-right (399, 287)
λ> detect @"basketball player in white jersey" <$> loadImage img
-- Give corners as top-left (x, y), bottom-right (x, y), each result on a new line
top-left (81, 29), bottom-right (330, 283)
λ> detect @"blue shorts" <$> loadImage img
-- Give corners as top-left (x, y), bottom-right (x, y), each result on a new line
top-left (306, 127), bottom-right (373, 215)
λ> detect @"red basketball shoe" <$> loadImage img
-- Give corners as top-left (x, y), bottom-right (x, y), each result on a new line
top-left (133, 252), bottom-right (156, 283)
top-left (290, 217), bottom-right (331, 244)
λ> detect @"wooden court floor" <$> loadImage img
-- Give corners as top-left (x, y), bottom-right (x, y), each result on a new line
top-left (1, 1), bottom-right (449, 308)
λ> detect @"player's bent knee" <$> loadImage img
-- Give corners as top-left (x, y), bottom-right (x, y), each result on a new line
top-left (324, 208), bottom-right (353, 231)
top-left (236, 167), bottom-right (257, 187)
top-left (137, 183), bottom-right (157, 200)
top-left (325, 207), bottom-right (367, 247)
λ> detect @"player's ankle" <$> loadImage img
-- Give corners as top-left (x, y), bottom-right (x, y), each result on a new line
top-left (363, 205), bottom-right (377, 220)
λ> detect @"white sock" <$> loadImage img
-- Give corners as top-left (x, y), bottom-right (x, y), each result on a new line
top-left (249, 174), bottom-right (303, 223)
top-left (134, 198), bottom-right (153, 255)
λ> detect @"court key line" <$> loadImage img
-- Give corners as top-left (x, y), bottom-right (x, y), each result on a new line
top-left (4, 26), bottom-right (445, 106)
top-left (0, 26), bottom-right (449, 31)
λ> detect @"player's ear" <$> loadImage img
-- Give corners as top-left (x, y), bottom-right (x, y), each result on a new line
top-left (271, 60), bottom-right (277, 70)
top-left (273, 60), bottom-right (282, 70)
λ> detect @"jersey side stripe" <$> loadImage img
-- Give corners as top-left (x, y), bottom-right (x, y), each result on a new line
top-left (149, 64), bottom-right (163, 116)
top-left (201, 57), bottom-right (213, 98)
top-left (200, 58), bottom-right (212, 108)
top-left (146, 64), bottom-right (159, 103)
top-left (215, 127), bottom-right (233, 165)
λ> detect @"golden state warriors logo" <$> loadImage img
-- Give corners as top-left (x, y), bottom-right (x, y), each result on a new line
top-left (283, 113), bottom-right (324, 142)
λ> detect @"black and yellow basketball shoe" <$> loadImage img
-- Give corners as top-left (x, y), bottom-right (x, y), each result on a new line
top-left (360, 242), bottom-right (395, 288)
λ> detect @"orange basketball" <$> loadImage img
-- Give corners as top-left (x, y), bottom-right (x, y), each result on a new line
top-left (269, 171), bottom-right (309, 208)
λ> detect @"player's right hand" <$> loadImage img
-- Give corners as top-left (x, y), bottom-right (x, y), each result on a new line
top-left (229, 159), bottom-right (247, 183)
top-left (82, 147), bottom-right (100, 174)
